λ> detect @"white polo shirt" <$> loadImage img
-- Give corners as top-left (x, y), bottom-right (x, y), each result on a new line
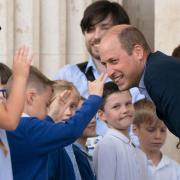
top-left (148, 154), bottom-right (180, 180)
top-left (93, 128), bottom-right (149, 180)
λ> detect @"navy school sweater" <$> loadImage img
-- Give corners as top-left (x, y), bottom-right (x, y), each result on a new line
top-left (7, 95), bottom-right (102, 180)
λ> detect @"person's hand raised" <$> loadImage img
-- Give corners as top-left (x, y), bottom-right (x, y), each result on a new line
top-left (88, 73), bottom-right (108, 96)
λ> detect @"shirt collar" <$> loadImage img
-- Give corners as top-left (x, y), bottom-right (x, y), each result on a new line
top-left (85, 56), bottom-right (98, 73)
top-left (147, 154), bottom-right (170, 170)
top-left (139, 65), bottom-right (146, 90)
top-left (107, 128), bottom-right (131, 144)
top-left (74, 142), bottom-right (91, 157)
top-left (21, 113), bottom-right (30, 117)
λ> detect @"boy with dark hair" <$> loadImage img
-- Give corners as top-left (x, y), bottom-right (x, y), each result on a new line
top-left (93, 82), bottom-right (148, 180)
top-left (6, 66), bottom-right (107, 180)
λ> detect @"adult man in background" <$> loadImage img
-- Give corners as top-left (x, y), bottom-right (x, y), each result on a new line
top-left (55, 1), bottom-right (144, 136)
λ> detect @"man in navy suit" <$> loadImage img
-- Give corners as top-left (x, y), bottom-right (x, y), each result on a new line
top-left (99, 24), bottom-right (180, 138)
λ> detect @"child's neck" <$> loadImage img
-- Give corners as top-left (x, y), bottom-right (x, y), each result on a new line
top-left (143, 148), bottom-right (162, 166)
top-left (77, 137), bottom-right (87, 148)
top-left (111, 127), bottom-right (129, 138)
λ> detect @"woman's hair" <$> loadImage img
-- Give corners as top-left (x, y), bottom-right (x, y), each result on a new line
top-left (0, 63), bottom-right (12, 85)
top-left (51, 80), bottom-right (80, 101)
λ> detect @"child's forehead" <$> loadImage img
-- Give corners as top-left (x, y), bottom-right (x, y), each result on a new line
top-left (141, 119), bottom-right (166, 128)
top-left (107, 91), bottom-right (131, 101)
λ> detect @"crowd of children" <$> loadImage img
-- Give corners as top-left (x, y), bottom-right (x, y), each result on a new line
top-left (0, 47), bottom-right (180, 180)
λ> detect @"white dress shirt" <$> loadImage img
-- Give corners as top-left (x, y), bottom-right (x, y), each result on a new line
top-left (93, 128), bottom-right (149, 180)
top-left (148, 154), bottom-right (180, 180)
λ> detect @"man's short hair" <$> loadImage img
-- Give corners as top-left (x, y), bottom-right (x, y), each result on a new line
top-left (118, 26), bottom-right (151, 55)
top-left (80, 0), bottom-right (130, 33)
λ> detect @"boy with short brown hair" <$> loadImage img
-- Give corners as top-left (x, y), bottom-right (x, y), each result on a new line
top-left (133, 99), bottom-right (180, 180)
top-left (7, 67), bottom-right (107, 180)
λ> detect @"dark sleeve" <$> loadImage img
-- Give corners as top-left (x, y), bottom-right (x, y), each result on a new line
top-left (23, 95), bottom-right (102, 154)
top-left (145, 57), bottom-right (180, 137)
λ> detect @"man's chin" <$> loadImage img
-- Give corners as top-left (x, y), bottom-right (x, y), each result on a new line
top-left (115, 82), bottom-right (128, 91)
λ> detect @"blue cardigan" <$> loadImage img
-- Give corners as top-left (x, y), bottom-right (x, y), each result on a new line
top-left (7, 95), bottom-right (102, 180)
top-left (73, 143), bottom-right (96, 180)
top-left (48, 148), bottom-right (76, 180)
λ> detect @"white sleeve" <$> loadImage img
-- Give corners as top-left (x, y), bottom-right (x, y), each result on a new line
top-left (93, 140), bottom-right (117, 180)
top-left (54, 64), bottom-right (74, 80)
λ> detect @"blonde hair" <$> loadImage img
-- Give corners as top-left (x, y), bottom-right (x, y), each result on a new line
top-left (133, 99), bottom-right (163, 128)
top-left (51, 80), bottom-right (80, 101)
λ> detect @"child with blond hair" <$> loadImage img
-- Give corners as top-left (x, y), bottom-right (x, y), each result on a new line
top-left (133, 99), bottom-right (180, 180)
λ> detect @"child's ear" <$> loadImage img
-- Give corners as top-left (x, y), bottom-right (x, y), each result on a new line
top-left (98, 109), bottom-right (107, 123)
top-left (26, 90), bottom-right (36, 105)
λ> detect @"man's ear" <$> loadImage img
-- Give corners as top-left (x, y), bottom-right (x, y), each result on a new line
top-left (26, 89), bottom-right (36, 105)
top-left (98, 109), bottom-right (107, 123)
top-left (132, 44), bottom-right (144, 62)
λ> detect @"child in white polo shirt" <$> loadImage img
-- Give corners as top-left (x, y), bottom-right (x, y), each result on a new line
top-left (133, 99), bottom-right (180, 180)
top-left (93, 82), bottom-right (149, 180)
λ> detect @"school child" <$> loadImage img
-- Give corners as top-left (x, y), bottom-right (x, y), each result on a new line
top-left (73, 97), bottom-right (96, 180)
top-left (6, 66), bottom-right (107, 180)
top-left (48, 80), bottom-right (82, 180)
top-left (133, 99), bottom-right (180, 180)
top-left (0, 47), bottom-right (31, 129)
top-left (93, 82), bottom-right (149, 180)
top-left (0, 47), bottom-right (31, 180)
top-left (0, 63), bottom-right (13, 180)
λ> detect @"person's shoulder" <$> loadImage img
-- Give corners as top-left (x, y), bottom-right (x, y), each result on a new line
top-left (162, 154), bottom-right (180, 167)
top-left (54, 64), bottom-right (82, 80)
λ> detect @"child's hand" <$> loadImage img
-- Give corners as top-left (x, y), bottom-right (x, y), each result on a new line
top-left (12, 46), bottom-right (32, 80)
top-left (88, 73), bottom-right (107, 96)
top-left (48, 90), bottom-right (71, 121)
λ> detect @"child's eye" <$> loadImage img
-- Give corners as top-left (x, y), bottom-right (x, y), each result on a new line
top-left (113, 105), bottom-right (120, 109)
top-left (147, 128), bottom-right (155, 132)
top-left (70, 104), bottom-right (78, 110)
top-left (160, 128), bottom-right (167, 133)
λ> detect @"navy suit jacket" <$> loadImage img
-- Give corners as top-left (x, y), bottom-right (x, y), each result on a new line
top-left (144, 51), bottom-right (180, 137)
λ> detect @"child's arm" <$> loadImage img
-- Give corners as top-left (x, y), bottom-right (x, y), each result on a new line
top-left (0, 47), bottom-right (31, 130)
